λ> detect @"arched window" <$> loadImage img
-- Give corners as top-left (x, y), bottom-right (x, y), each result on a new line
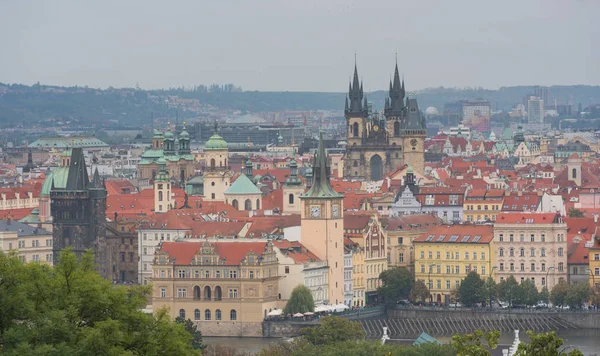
top-left (572, 168), bottom-right (577, 179)
top-left (256, 199), bottom-right (260, 210)
top-left (394, 121), bottom-right (400, 136)
top-left (210, 158), bottom-right (215, 168)
top-left (558, 248), bottom-right (563, 257)
top-left (244, 199), bottom-right (252, 211)
top-left (509, 248), bottom-right (514, 257)
top-left (353, 161), bottom-right (358, 167)
top-left (520, 248), bottom-right (524, 257)
top-left (194, 309), bottom-right (200, 320)
top-left (541, 248), bottom-right (546, 257)
top-left (205, 309), bottom-right (211, 320)
top-left (530, 248), bottom-right (535, 257)
top-left (216, 309), bottom-right (222, 320)
top-left (288, 193), bottom-right (294, 204)
top-left (232, 199), bottom-right (238, 209)
top-left (179, 309), bottom-right (186, 319)
top-left (352, 122), bottom-right (359, 137)
top-left (193, 286), bottom-right (201, 300)
top-left (214, 286), bottom-right (222, 301)
top-left (203, 286), bottom-right (211, 300)
top-left (230, 309), bottom-right (237, 321)
top-left (158, 191), bottom-right (163, 202)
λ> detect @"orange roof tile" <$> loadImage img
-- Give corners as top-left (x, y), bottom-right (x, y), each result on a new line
top-left (160, 241), bottom-right (269, 265)
top-left (495, 212), bottom-right (560, 224)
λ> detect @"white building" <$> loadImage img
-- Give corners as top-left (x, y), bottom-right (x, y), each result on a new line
top-left (138, 227), bottom-right (188, 285)
top-left (303, 261), bottom-right (329, 305)
top-left (528, 96), bottom-right (545, 124)
top-left (344, 249), bottom-right (353, 307)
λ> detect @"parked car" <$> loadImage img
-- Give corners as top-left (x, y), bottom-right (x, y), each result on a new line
top-left (396, 299), bottom-right (411, 306)
top-left (498, 301), bottom-right (509, 309)
top-left (448, 302), bottom-right (462, 308)
top-left (535, 302), bottom-right (549, 309)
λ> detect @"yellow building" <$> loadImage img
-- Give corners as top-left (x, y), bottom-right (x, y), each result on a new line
top-left (413, 225), bottom-right (494, 304)
top-left (588, 239), bottom-right (600, 288)
top-left (152, 240), bottom-right (279, 337)
top-left (346, 239), bottom-right (365, 307)
top-left (0, 220), bottom-right (53, 264)
top-left (463, 189), bottom-right (504, 222)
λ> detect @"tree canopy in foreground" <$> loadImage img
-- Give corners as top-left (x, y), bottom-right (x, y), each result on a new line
top-left (0, 249), bottom-right (200, 355)
top-left (284, 284), bottom-right (315, 314)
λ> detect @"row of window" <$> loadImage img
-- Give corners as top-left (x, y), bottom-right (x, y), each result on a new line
top-left (466, 215), bottom-right (496, 221)
top-left (498, 262), bottom-right (563, 272)
top-left (18, 254), bottom-right (53, 263)
top-left (465, 204), bottom-right (500, 211)
top-left (420, 251), bottom-right (486, 261)
top-left (420, 264), bottom-right (487, 276)
top-left (498, 247), bottom-right (560, 257)
top-left (498, 233), bottom-right (563, 242)
top-left (180, 308), bottom-right (237, 321)
top-left (156, 269), bottom-right (242, 279)
top-left (142, 233), bottom-right (174, 242)
top-left (424, 279), bottom-right (460, 290)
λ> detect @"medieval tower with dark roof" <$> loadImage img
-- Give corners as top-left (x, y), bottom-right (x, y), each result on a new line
top-left (50, 148), bottom-right (108, 277)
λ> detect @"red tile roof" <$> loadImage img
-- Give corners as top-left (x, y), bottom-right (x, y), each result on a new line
top-left (272, 240), bottom-right (320, 264)
top-left (495, 212), bottom-right (560, 224)
top-left (0, 208), bottom-right (35, 220)
top-left (414, 225), bottom-right (494, 244)
top-left (160, 241), bottom-right (269, 265)
top-left (343, 212), bottom-right (373, 230)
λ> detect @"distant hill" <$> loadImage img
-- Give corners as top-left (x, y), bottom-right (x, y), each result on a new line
top-left (0, 82), bottom-right (599, 127)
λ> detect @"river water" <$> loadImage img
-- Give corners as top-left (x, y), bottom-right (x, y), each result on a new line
top-left (205, 329), bottom-right (600, 355)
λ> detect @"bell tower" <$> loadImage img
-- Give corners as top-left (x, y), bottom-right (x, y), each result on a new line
top-left (203, 122), bottom-right (231, 202)
top-left (345, 61), bottom-right (367, 147)
top-left (154, 158), bottom-right (171, 213)
top-left (300, 132), bottom-right (344, 304)
top-left (283, 156), bottom-right (304, 214)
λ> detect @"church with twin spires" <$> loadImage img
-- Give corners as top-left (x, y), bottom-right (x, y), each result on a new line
top-left (343, 62), bottom-right (426, 181)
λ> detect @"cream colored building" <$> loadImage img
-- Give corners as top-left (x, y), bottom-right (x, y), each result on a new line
top-left (493, 212), bottom-right (568, 290)
top-left (152, 240), bottom-right (279, 337)
top-left (344, 212), bottom-right (388, 305)
top-left (0, 220), bottom-right (53, 264)
top-left (383, 214), bottom-right (443, 270)
top-left (203, 128), bottom-right (232, 202)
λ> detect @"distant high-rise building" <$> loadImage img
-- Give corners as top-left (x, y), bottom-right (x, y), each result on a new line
top-left (461, 100), bottom-right (491, 134)
top-left (528, 96), bottom-right (545, 123)
top-left (534, 85), bottom-right (549, 104)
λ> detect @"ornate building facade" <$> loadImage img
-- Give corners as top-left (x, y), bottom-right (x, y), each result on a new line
top-left (343, 63), bottom-right (426, 181)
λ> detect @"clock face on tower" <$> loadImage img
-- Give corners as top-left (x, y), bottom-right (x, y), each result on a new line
top-left (332, 205), bottom-right (339, 218)
top-left (310, 206), bottom-right (321, 218)
top-left (410, 139), bottom-right (418, 147)
top-left (373, 125), bottom-right (379, 132)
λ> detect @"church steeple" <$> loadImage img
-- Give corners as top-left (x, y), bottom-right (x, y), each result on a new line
top-left (385, 60), bottom-right (406, 116)
top-left (345, 59), bottom-right (365, 117)
top-left (301, 132), bottom-right (342, 199)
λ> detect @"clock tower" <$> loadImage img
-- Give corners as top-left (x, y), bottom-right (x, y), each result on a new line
top-left (300, 132), bottom-right (345, 305)
top-left (401, 98), bottom-right (426, 175)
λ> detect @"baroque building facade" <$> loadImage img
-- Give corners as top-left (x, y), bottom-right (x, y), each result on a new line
top-left (343, 63), bottom-right (426, 181)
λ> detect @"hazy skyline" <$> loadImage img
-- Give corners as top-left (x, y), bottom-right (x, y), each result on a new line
top-left (1, 0), bottom-right (598, 92)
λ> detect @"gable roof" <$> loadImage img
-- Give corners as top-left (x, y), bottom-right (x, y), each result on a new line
top-left (160, 241), bottom-right (268, 265)
top-left (225, 173), bottom-right (261, 195)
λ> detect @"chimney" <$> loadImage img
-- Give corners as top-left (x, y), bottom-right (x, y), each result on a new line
top-left (594, 213), bottom-right (598, 224)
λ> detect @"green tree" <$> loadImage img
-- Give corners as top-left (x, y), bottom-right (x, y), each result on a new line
top-left (0, 249), bottom-right (201, 355)
top-left (301, 316), bottom-right (364, 346)
top-left (568, 208), bottom-right (585, 218)
top-left (451, 329), bottom-right (500, 356)
top-left (378, 267), bottom-right (414, 305)
top-left (498, 275), bottom-right (520, 307)
top-left (518, 279), bottom-right (540, 307)
top-left (458, 271), bottom-right (486, 307)
top-left (515, 331), bottom-right (583, 356)
top-left (484, 277), bottom-right (497, 308)
top-left (284, 285), bottom-right (315, 314)
top-left (540, 287), bottom-right (550, 303)
top-left (551, 280), bottom-right (570, 307)
top-left (409, 279), bottom-right (430, 303)
top-left (565, 283), bottom-right (591, 309)
top-left (175, 317), bottom-right (207, 350)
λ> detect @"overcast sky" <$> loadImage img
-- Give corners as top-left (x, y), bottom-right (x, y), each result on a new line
top-left (1, 0), bottom-right (598, 92)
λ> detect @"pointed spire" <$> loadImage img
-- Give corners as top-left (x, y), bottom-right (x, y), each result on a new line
top-left (92, 167), bottom-right (101, 187)
top-left (345, 96), bottom-right (349, 111)
top-left (393, 62), bottom-right (401, 91)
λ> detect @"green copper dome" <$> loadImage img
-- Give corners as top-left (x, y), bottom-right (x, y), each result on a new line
top-left (205, 133), bottom-right (228, 150)
top-left (152, 129), bottom-right (164, 139)
top-left (164, 125), bottom-right (175, 140)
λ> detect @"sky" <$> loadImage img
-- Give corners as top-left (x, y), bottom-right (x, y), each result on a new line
top-left (0, 0), bottom-right (598, 92)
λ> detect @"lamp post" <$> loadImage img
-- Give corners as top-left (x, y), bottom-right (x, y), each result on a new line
top-left (428, 264), bottom-right (436, 303)
top-left (489, 266), bottom-right (498, 309)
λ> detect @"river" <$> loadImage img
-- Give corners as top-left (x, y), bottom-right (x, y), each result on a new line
top-left (205, 329), bottom-right (600, 355)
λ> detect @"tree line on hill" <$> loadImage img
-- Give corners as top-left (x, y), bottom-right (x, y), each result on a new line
top-left (2, 81), bottom-right (599, 126)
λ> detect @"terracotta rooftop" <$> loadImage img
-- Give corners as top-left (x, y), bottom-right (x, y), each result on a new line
top-left (160, 241), bottom-right (269, 265)
top-left (495, 212), bottom-right (560, 224)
